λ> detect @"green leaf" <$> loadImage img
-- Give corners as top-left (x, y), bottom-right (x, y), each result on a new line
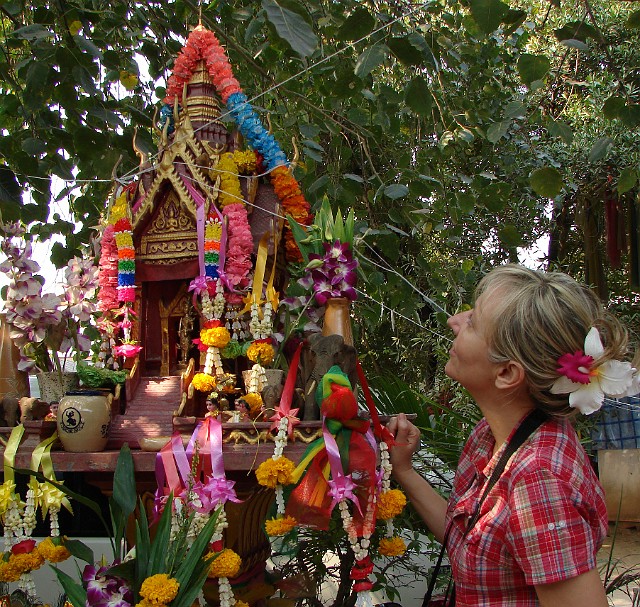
top-left (498, 224), bottom-right (524, 247)
top-left (469, 0), bottom-right (510, 34)
top-left (354, 43), bottom-right (388, 78)
top-left (529, 167), bottom-right (563, 197)
top-left (478, 182), bottom-right (511, 212)
top-left (12, 24), bottom-right (53, 41)
top-left (560, 39), bottom-right (588, 51)
top-left (517, 54), bottom-right (550, 86)
top-left (387, 37), bottom-right (423, 66)
top-left (113, 444), bottom-right (137, 517)
top-left (262, 0), bottom-right (318, 58)
top-left (547, 119), bottom-right (573, 144)
top-left (617, 166), bottom-right (638, 195)
top-left (384, 184), bottom-right (409, 200)
top-left (73, 34), bottom-right (103, 58)
top-left (53, 567), bottom-right (87, 607)
top-left (619, 105), bottom-right (640, 128)
top-left (627, 10), bottom-right (640, 29)
top-left (405, 77), bottom-right (432, 116)
top-left (486, 120), bottom-right (511, 143)
top-left (64, 539), bottom-right (94, 564)
top-left (21, 137), bottom-right (47, 156)
top-left (504, 101), bottom-right (526, 120)
top-left (554, 20), bottom-right (600, 43)
top-left (588, 137), bottom-right (614, 163)
top-left (286, 214), bottom-right (312, 263)
top-left (336, 7), bottom-right (375, 41)
top-left (0, 166), bottom-right (22, 219)
top-left (603, 96), bottom-right (625, 120)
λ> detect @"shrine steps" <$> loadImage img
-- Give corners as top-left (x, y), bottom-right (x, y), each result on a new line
top-left (107, 376), bottom-right (181, 449)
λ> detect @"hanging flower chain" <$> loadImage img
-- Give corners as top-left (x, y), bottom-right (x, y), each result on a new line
top-left (163, 25), bottom-right (311, 262)
top-left (551, 327), bottom-right (635, 415)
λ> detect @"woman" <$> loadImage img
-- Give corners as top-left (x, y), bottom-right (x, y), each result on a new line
top-left (389, 265), bottom-right (636, 607)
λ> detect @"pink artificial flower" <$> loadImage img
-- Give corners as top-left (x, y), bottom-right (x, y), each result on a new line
top-left (114, 343), bottom-right (142, 358)
top-left (556, 351), bottom-right (594, 384)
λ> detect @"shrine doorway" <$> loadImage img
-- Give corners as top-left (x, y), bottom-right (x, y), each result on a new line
top-left (140, 280), bottom-right (198, 376)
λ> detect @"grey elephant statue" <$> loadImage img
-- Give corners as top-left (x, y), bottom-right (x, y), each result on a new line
top-left (302, 333), bottom-right (357, 421)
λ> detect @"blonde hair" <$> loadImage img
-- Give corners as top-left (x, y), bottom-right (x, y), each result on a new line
top-left (475, 264), bottom-right (628, 418)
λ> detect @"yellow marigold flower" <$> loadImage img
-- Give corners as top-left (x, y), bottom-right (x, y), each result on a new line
top-left (215, 154), bottom-right (243, 207)
top-left (379, 536), bottom-right (407, 557)
top-left (192, 372), bottom-right (217, 393)
top-left (0, 559), bottom-right (21, 582)
top-left (242, 392), bottom-right (263, 415)
top-left (205, 222), bottom-right (222, 240)
top-left (201, 326), bottom-right (231, 348)
top-left (139, 573), bottom-right (180, 603)
top-left (255, 457), bottom-right (295, 488)
top-left (232, 150), bottom-right (257, 174)
top-left (246, 342), bottom-right (275, 365)
top-left (265, 515), bottom-right (297, 537)
top-left (377, 489), bottom-right (407, 520)
top-left (207, 548), bottom-right (241, 579)
top-left (10, 551), bottom-right (44, 573)
top-left (134, 600), bottom-right (156, 607)
top-left (114, 232), bottom-right (134, 248)
top-left (37, 537), bottom-right (71, 563)
top-left (235, 601), bottom-right (250, 607)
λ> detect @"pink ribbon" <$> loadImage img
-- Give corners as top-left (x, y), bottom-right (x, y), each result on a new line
top-left (154, 433), bottom-right (191, 517)
top-left (322, 416), bottom-right (361, 516)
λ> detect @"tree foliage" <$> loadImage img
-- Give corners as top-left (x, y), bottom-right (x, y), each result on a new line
top-left (1, 0), bottom-right (639, 384)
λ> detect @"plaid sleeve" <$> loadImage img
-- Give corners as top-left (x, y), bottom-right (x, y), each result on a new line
top-left (505, 467), bottom-right (600, 585)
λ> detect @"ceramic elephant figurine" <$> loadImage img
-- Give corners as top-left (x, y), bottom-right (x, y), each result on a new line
top-left (302, 333), bottom-right (357, 421)
top-left (18, 397), bottom-right (50, 424)
top-left (0, 395), bottom-right (20, 427)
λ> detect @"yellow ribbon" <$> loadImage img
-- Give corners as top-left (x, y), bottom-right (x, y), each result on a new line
top-left (265, 222), bottom-right (280, 312)
top-left (240, 231), bottom-right (271, 316)
top-left (0, 425), bottom-right (25, 517)
top-left (33, 432), bottom-right (72, 516)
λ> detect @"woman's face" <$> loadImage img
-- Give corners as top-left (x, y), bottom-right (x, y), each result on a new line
top-left (444, 292), bottom-right (500, 396)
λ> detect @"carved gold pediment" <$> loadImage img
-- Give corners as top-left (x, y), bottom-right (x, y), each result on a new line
top-left (137, 190), bottom-right (198, 264)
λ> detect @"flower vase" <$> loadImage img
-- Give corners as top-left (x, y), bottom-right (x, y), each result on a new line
top-left (56, 390), bottom-right (112, 452)
top-left (36, 371), bottom-right (79, 404)
top-left (322, 297), bottom-right (354, 346)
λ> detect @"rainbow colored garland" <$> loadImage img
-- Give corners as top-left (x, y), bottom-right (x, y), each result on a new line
top-left (164, 26), bottom-right (311, 262)
top-left (110, 191), bottom-right (135, 305)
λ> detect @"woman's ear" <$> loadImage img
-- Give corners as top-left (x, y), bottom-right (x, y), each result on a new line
top-left (495, 360), bottom-right (526, 391)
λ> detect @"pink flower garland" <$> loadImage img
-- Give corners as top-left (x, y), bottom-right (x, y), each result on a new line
top-left (97, 224), bottom-right (119, 312)
top-left (222, 203), bottom-right (253, 304)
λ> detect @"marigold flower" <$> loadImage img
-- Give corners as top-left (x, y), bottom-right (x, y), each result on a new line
top-left (379, 536), bottom-right (406, 557)
top-left (265, 515), bottom-right (297, 537)
top-left (139, 573), bottom-right (180, 603)
top-left (0, 559), bottom-right (22, 582)
top-left (242, 392), bottom-right (263, 415)
top-left (37, 537), bottom-right (71, 563)
top-left (9, 550), bottom-right (44, 574)
top-left (246, 341), bottom-right (275, 365)
top-left (200, 326), bottom-right (231, 348)
top-left (192, 372), bottom-right (217, 393)
top-left (235, 601), bottom-right (250, 607)
top-left (377, 489), bottom-right (407, 520)
top-left (207, 548), bottom-right (242, 578)
top-left (255, 457), bottom-right (295, 488)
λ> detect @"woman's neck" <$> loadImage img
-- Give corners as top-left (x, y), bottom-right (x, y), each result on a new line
top-left (478, 393), bottom-right (535, 455)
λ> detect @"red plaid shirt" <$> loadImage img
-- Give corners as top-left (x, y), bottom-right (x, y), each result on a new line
top-left (445, 415), bottom-right (607, 606)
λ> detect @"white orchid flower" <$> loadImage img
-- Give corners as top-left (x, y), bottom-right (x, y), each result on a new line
top-left (550, 327), bottom-right (635, 415)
